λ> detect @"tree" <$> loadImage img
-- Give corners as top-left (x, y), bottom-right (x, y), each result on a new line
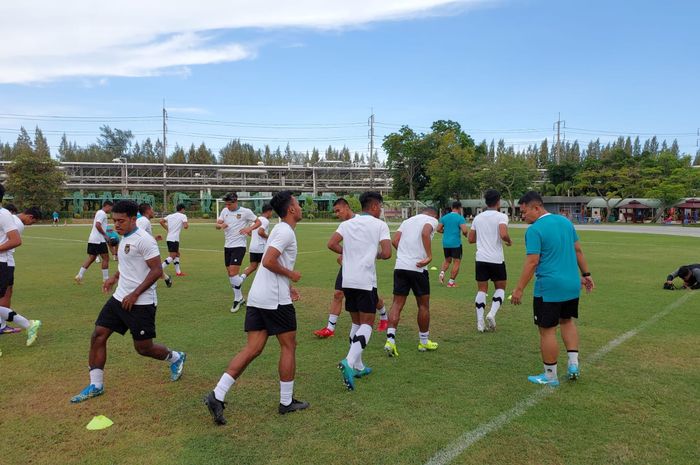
top-left (479, 154), bottom-right (535, 217)
top-left (425, 132), bottom-right (478, 206)
top-left (694, 151), bottom-right (700, 166)
top-left (190, 142), bottom-right (214, 164)
top-left (97, 125), bottom-right (133, 159)
top-left (6, 140), bottom-right (65, 211)
top-left (169, 144), bottom-right (186, 164)
top-left (383, 126), bottom-right (429, 200)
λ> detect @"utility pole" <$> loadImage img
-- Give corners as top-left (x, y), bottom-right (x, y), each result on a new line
top-left (368, 110), bottom-right (375, 188)
top-left (162, 101), bottom-right (168, 211)
top-left (553, 113), bottom-right (565, 164)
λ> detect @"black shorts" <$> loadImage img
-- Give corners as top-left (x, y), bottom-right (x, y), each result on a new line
top-left (244, 304), bottom-right (297, 335)
top-left (166, 241), bottom-right (180, 253)
top-left (475, 261), bottom-right (507, 282)
top-left (249, 252), bottom-right (263, 264)
top-left (87, 242), bottom-right (108, 256)
top-left (0, 262), bottom-right (12, 297)
top-left (393, 269), bottom-right (430, 297)
top-left (343, 288), bottom-right (378, 313)
top-left (95, 296), bottom-right (157, 340)
top-left (224, 247), bottom-right (246, 267)
top-left (334, 269), bottom-right (343, 291)
top-left (443, 246), bottom-right (463, 260)
top-left (533, 297), bottom-right (579, 328)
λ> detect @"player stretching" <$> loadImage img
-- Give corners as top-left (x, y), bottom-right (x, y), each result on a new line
top-left (437, 201), bottom-right (468, 287)
top-left (468, 189), bottom-right (512, 332)
top-left (137, 203), bottom-right (172, 288)
top-left (328, 192), bottom-right (391, 391)
top-left (313, 198), bottom-right (389, 338)
top-left (160, 204), bottom-right (188, 276)
top-left (384, 208), bottom-right (439, 357)
top-left (70, 200), bottom-right (186, 403)
top-left (204, 191), bottom-right (308, 425)
top-left (75, 200), bottom-right (113, 284)
top-left (215, 193), bottom-right (260, 313)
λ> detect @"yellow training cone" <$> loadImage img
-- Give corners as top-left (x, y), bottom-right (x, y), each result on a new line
top-left (86, 415), bottom-right (113, 430)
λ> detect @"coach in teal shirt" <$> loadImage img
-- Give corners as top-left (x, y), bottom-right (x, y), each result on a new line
top-left (511, 191), bottom-right (594, 387)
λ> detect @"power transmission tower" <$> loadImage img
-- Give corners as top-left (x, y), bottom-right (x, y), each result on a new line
top-left (162, 102), bottom-right (168, 210)
top-left (368, 110), bottom-right (375, 188)
top-left (553, 113), bottom-right (566, 164)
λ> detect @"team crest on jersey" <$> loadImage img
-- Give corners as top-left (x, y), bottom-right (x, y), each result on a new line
top-left (124, 244), bottom-right (131, 254)
top-left (236, 214), bottom-right (241, 219)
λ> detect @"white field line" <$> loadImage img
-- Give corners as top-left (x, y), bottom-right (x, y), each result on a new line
top-left (424, 291), bottom-right (694, 465)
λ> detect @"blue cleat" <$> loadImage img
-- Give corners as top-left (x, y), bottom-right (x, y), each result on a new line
top-left (354, 366), bottom-right (373, 378)
top-left (338, 359), bottom-right (355, 391)
top-left (527, 373), bottom-right (560, 387)
top-left (170, 352), bottom-right (186, 381)
top-left (70, 384), bottom-right (104, 403)
top-left (567, 364), bottom-right (579, 380)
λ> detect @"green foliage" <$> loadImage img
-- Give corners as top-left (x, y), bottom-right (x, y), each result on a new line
top-left (425, 132), bottom-right (478, 206)
top-left (6, 139), bottom-right (65, 211)
top-left (345, 195), bottom-right (361, 212)
top-left (479, 154), bottom-right (536, 216)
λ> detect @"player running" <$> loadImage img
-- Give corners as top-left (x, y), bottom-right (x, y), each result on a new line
top-left (204, 191), bottom-right (308, 425)
top-left (160, 204), bottom-right (188, 276)
top-left (137, 203), bottom-right (172, 288)
top-left (70, 200), bottom-right (186, 403)
top-left (328, 192), bottom-right (391, 391)
top-left (313, 198), bottom-right (389, 339)
top-left (467, 189), bottom-right (512, 332)
top-left (75, 200), bottom-right (113, 284)
top-left (215, 193), bottom-right (260, 313)
top-left (437, 201), bottom-right (468, 287)
top-left (384, 207), bottom-right (439, 357)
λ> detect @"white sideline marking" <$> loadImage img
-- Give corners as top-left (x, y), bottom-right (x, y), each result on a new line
top-left (424, 292), bottom-right (694, 465)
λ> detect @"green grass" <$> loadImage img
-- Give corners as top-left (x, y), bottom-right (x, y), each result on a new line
top-left (1, 223), bottom-right (698, 465)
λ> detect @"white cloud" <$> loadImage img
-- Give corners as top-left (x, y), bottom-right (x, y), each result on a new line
top-left (0, 0), bottom-right (488, 84)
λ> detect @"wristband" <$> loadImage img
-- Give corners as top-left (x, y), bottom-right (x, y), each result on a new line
top-left (582, 272), bottom-right (591, 277)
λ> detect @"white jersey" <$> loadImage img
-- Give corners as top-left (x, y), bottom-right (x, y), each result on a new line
top-left (249, 216), bottom-right (270, 253)
top-left (395, 214), bottom-right (438, 272)
top-left (165, 212), bottom-right (188, 242)
top-left (0, 208), bottom-right (18, 263)
top-left (136, 216), bottom-right (153, 236)
top-left (7, 215), bottom-right (25, 267)
top-left (337, 214), bottom-right (391, 290)
top-left (247, 222), bottom-right (297, 309)
top-left (470, 209), bottom-right (509, 263)
top-left (218, 206), bottom-right (257, 248)
top-left (112, 228), bottom-right (161, 306)
top-left (88, 209), bottom-right (108, 244)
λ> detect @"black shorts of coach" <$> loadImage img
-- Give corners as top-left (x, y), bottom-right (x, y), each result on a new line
top-left (249, 251), bottom-right (263, 264)
top-left (166, 241), bottom-right (180, 253)
top-left (443, 246), bottom-right (463, 260)
top-left (475, 261), bottom-right (507, 282)
top-left (343, 287), bottom-right (378, 313)
top-left (393, 269), bottom-right (430, 297)
top-left (87, 242), bottom-right (108, 256)
top-left (224, 247), bottom-right (246, 266)
top-left (95, 296), bottom-right (157, 341)
top-left (334, 268), bottom-right (343, 291)
top-left (0, 262), bottom-right (13, 298)
top-left (244, 304), bottom-right (297, 335)
top-left (533, 296), bottom-right (579, 328)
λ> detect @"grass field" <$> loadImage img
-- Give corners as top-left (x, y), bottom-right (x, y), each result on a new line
top-left (1, 222), bottom-right (698, 465)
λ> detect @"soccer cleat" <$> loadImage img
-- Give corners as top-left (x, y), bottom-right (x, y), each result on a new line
top-left (95, 256), bottom-right (101, 263)
top-left (384, 339), bottom-right (399, 357)
top-left (446, 281), bottom-right (457, 288)
top-left (0, 325), bottom-right (20, 334)
top-left (26, 320), bottom-right (41, 346)
top-left (338, 359), bottom-right (355, 391)
top-left (418, 340), bottom-right (439, 352)
top-left (527, 373), bottom-right (560, 387)
top-left (74, 274), bottom-right (83, 285)
top-left (313, 327), bottom-right (335, 338)
top-left (70, 384), bottom-right (104, 403)
top-left (439, 270), bottom-right (445, 285)
top-left (176, 272), bottom-right (186, 277)
top-left (477, 319), bottom-right (485, 333)
top-left (278, 398), bottom-right (310, 415)
top-left (164, 275), bottom-right (173, 288)
top-left (567, 364), bottom-right (580, 380)
top-left (230, 299), bottom-right (245, 313)
top-left (486, 314), bottom-right (496, 331)
top-left (169, 352), bottom-right (186, 381)
top-left (204, 391), bottom-right (227, 425)
top-left (354, 366), bottom-right (373, 378)
top-left (377, 319), bottom-right (388, 332)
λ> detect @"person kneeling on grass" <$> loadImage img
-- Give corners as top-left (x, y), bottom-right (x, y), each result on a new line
top-left (664, 264), bottom-right (700, 290)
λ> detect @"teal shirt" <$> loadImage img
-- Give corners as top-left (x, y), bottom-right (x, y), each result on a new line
top-left (525, 214), bottom-right (581, 302)
top-left (439, 212), bottom-right (466, 248)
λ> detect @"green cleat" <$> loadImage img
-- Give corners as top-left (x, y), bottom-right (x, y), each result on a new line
top-left (26, 320), bottom-right (41, 347)
top-left (384, 339), bottom-right (399, 357)
top-left (418, 340), bottom-right (439, 352)
top-left (338, 359), bottom-right (355, 391)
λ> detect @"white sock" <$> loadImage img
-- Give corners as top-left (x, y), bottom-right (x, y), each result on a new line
top-left (327, 314), bottom-right (338, 331)
top-left (162, 257), bottom-right (172, 269)
top-left (233, 286), bottom-right (243, 301)
top-left (78, 267), bottom-right (87, 278)
top-left (240, 273), bottom-right (248, 282)
top-left (101, 269), bottom-right (109, 281)
top-left (0, 306), bottom-right (30, 329)
top-left (475, 291), bottom-right (487, 322)
top-left (387, 327), bottom-right (396, 342)
top-left (419, 331), bottom-right (429, 345)
top-left (166, 351), bottom-right (181, 364)
top-left (0, 317), bottom-right (5, 330)
top-left (567, 351), bottom-right (579, 366)
top-left (174, 260), bottom-right (181, 273)
top-left (348, 323), bottom-right (360, 345)
top-left (214, 373), bottom-right (235, 402)
top-left (346, 324), bottom-right (372, 368)
top-left (378, 306), bottom-right (388, 320)
top-left (231, 275), bottom-right (243, 287)
top-left (354, 357), bottom-right (365, 371)
top-left (280, 380), bottom-right (294, 406)
top-left (89, 368), bottom-right (104, 389)
top-left (489, 289), bottom-right (505, 318)
top-left (544, 362), bottom-right (558, 380)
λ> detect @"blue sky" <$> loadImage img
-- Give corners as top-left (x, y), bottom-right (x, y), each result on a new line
top-left (0, 0), bottom-right (698, 159)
